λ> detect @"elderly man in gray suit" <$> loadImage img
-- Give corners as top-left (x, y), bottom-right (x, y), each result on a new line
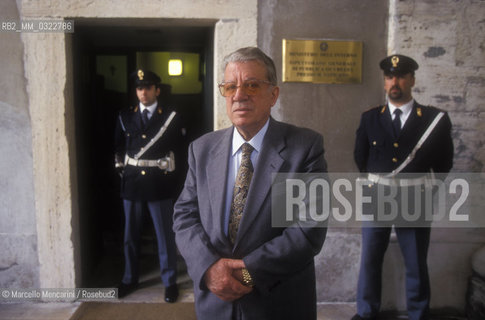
top-left (173, 47), bottom-right (328, 320)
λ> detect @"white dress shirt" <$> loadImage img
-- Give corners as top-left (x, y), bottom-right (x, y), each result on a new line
top-left (139, 101), bottom-right (158, 120)
top-left (388, 99), bottom-right (414, 128)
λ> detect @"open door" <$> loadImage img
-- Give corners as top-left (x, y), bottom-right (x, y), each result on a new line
top-left (72, 21), bottom-right (214, 287)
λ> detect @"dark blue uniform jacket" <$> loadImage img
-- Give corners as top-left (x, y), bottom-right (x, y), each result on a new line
top-left (354, 101), bottom-right (453, 175)
top-left (115, 105), bottom-right (186, 201)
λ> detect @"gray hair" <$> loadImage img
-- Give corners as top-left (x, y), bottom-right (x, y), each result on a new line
top-left (223, 47), bottom-right (277, 85)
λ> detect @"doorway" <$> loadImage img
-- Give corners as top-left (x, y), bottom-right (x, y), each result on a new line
top-left (72, 20), bottom-right (214, 287)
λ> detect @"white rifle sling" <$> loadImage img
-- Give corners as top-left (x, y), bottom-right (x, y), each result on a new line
top-left (385, 111), bottom-right (444, 178)
top-left (134, 111), bottom-right (176, 160)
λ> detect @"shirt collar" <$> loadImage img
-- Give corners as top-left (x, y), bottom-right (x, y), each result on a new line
top-left (232, 119), bottom-right (270, 156)
top-left (139, 101), bottom-right (158, 114)
top-left (388, 99), bottom-right (414, 118)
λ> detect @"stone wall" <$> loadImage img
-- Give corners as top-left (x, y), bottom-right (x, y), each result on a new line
top-left (259, 0), bottom-right (389, 172)
top-left (258, 0), bottom-right (388, 305)
top-left (258, 0), bottom-right (388, 308)
top-left (388, 0), bottom-right (485, 172)
top-left (0, 0), bottom-right (39, 288)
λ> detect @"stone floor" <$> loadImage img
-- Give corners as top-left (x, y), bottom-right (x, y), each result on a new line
top-left (0, 301), bottom-right (359, 320)
top-left (0, 269), bottom-right (468, 320)
top-left (0, 244), bottom-right (468, 320)
top-left (0, 277), bottom-right (359, 320)
top-left (0, 268), bottom-right (355, 319)
top-left (0, 300), bottom-right (469, 320)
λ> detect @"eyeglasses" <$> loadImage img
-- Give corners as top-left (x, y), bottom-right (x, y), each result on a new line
top-left (218, 79), bottom-right (273, 97)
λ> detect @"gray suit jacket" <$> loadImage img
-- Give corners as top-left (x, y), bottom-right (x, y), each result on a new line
top-left (173, 118), bottom-right (328, 320)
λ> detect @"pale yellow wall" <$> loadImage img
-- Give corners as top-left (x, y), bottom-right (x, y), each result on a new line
top-left (136, 52), bottom-right (202, 94)
top-left (96, 55), bottom-right (128, 93)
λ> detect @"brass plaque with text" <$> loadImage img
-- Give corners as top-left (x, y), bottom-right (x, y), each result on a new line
top-left (283, 39), bottom-right (362, 84)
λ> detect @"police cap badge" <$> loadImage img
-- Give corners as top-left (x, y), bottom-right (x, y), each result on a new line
top-left (379, 54), bottom-right (419, 76)
top-left (131, 69), bottom-right (161, 87)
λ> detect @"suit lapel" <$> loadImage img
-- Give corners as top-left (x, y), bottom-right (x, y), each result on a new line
top-left (136, 106), bottom-right (145, 130)
top-left (234, 119), bottom-right (285, 247)
top-left (379, 104), bottom-right (396, 138)
top-left (206, 128), bottom-right (233, 244)
top-left (124, 106), bottom-right (143, 132)
top-left (145, 105), bottom-right (164, 131)
top-left (400, 102), bottom-right (421, 137)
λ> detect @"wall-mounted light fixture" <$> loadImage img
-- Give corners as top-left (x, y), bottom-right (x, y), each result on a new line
top-left (168, 59), bottom-right (183, 76)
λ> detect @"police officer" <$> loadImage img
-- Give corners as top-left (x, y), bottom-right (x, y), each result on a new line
top-left (114, 69), bottom-right (184, 302)
top-left (352, 55), bottom-right (454, 320)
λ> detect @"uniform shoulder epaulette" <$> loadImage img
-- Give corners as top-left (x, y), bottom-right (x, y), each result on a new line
top-left (416, 104), bottom-right (447, 117)
top-left (363, 105), bottom-right (384, 113)
top-left (426, 104), bottom-right (441, 111)
top-left (416, 106), bottom-right (422, 117)
top-left (422, 104), bottom-right (445, 115)
top-left (118, 106), bottom-right (137, 121)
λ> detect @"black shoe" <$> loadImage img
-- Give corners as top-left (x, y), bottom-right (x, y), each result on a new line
top-left (351, 315), bottom-right (376, 320)
top-left (118, 282), bottom-right (138, 298)
top-left (164, 284), bottom-right (179, 303)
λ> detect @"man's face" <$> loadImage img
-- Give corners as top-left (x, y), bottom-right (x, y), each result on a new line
top-left (136, 84), bottom-right (160, 106)
top-left (224, 60), bottom-right (279, 140)
top-left (384, 73), bottom-right (415, 105)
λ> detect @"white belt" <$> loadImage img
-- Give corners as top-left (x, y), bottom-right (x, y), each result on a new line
top-left (124, 152), bottom-right (175, 172)
top-left (367, 173), bottom-right (430, 187)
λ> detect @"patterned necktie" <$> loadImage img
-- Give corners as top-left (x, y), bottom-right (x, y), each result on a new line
top-left (228, 143), bottom-right (254, 244)
top-left (392, 108), bottom-right (402, 137)
top-left (141, 109), bottom-right (149, 128)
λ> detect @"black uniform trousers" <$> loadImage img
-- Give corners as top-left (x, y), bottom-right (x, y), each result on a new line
top-left (357, 226), bottom-right (431, 320)
top-left (122, 198), bottom-right (177, 287)
top-left (357, 184), bottom-right (432, 320)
